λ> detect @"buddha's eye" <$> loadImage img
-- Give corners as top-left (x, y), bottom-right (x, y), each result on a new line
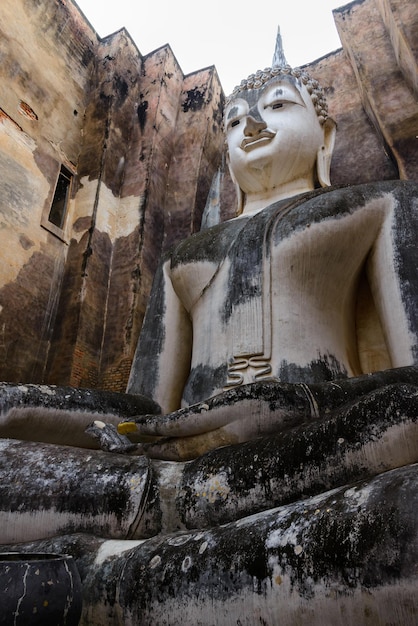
top-left (264, 101), bottom-right (285, 111)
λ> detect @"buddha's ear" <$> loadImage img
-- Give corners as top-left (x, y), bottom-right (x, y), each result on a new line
top-left (226, 148), bottom-right (245, 216)
top-left (316, 117), bottom-right (337, 188)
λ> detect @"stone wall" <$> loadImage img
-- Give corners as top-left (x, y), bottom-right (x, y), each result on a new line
top-left (329, 0), bottom-right (418, 181)
top-left (0, 0), bottom-right (96, 383)
top-left (0, 0), bottom-right (224, 391)
top-left (0, 0), bottom-right (416, 391)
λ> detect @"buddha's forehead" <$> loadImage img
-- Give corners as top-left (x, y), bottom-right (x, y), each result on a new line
top-left (225, 75), bottom-right (303, 116)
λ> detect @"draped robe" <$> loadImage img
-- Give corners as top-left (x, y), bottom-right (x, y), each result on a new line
top-left (128, 181), bottom-right (418, 413)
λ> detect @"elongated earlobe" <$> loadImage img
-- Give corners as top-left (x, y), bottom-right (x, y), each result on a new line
top-left (235, 185), bottom-right (245, 216)
top-left (316, 117), bottom-right (337, 188)
top-left (317, 145), bottom-right (331, 187)
top-left (226, 148), bottom-right (245, 216)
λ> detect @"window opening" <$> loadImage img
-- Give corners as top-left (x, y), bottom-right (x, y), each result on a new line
top-left (48, 166), bottom-right (72, 229)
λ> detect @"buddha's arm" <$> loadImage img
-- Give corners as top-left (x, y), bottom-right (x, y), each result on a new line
top-left (121, 366), bottom-right (418, 460)
top-left (366, 183), bottom-right (418, 367)
top-left (127, 256), bottom-right (193, 414)
top-left (0, 384), bottom-right (160, 448)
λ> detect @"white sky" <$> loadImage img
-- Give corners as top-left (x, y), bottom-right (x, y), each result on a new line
top-left (74, 0), bottom-right (346, 95)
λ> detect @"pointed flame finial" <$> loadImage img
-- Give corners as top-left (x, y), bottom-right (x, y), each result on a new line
top-left (272, 26), bottom-right (288, 67)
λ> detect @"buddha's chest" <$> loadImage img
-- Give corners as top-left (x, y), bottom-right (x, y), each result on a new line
top-left (171, 205), bottom-right (380, 319)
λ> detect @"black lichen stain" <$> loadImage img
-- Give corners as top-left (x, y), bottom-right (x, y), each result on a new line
top-left (389, 182), bottom-right (418, 362)
top-left (120, 523), bottom-right (273, 615)
top-left (181, 363), bottom-right (228, 407)
top-left (171, 217), bottom-right (247, 267)
top-left (137, 97), bottom-right (148, 132)
top-left (279, 354), bottom-right (348, 383)
top-left (221, 195), bottom-right (298, 324)
top-left (213, 91), bottom-right (225, 127)
top-left (128, 256), bottom-right (167, 397)
top-left (62, 469), bottom-right (132, 524)
top-left (182, 87), bottom-right (206, 112)
top-left (114, 76), bottom-right (129, 103)
top-left (302, 502), bottom-right (405, 590)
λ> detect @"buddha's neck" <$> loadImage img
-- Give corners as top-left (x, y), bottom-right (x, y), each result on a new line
top-left (239, 179), bottom-right (316, 218)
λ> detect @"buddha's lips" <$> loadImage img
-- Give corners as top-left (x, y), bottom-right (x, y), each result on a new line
top-left (241, 130), bottom-right (276, 151)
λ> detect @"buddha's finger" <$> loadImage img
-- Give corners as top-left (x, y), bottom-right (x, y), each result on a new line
top-left (138, 426), bottom-right (241, 461)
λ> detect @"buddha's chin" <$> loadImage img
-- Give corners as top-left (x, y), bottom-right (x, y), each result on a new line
top-left (241, 151), bottom-right (274, 173)
top-left (243, 158), bottom-right (295, 188)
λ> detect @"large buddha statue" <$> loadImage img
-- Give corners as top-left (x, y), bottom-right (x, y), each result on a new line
top-left (122, 64), bottom-right (418, 461)
top-left (0, 62), bottom-right (418, 625)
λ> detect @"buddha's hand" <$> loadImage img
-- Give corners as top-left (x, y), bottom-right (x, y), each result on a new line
top-left (117, 381), bottom-right (312, 461)
top-left (117, 366), bottom-right (418, 460)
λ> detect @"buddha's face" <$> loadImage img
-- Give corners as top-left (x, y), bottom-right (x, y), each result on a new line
top-left (224, 76), bottom-right (325, 196)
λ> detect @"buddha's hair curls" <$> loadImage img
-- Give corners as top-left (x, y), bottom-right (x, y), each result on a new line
top-left (226, 65), bottom-right (328, 124)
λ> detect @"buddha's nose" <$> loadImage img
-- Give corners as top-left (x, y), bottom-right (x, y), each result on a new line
top-left (243, 114), bottom-right (267, 136)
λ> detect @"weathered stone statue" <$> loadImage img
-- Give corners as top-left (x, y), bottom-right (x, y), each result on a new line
top-left (123, 65), bottom-right (418, 461)
top-left (1, 64), bottom-right (418, 625)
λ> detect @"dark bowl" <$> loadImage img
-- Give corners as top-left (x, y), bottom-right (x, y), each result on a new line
top-left (0, 552), bottom-right (82, 625)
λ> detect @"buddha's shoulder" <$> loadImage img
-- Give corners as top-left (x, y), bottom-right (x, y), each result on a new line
top-left (274, 181), bottom-right (418, 233)
top-left (169, 181), bottom-right (417, 267)
top-left (328, 180), bottom-right (416, 203)
top-left (312, 180), bottom-right (417, 210)
top-left (170, 218), bottom-right (249, 268)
